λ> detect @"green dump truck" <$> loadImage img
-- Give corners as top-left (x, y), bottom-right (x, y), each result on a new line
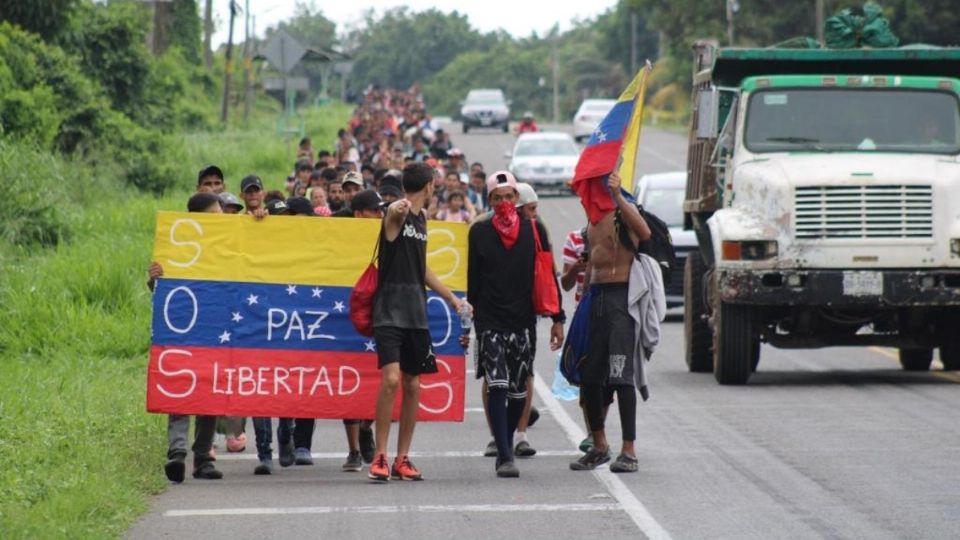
top-left (683, 44), bottom-right (960, 384)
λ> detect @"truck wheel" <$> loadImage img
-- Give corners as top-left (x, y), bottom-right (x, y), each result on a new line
top-left (899, 348), bottom-right (932, 371)
top-left (713, 301), bottom-right (758, 385)
top-left (684, 252), bottom-right (712, 373)
top-left (938, 343), bottom-right (960, 371)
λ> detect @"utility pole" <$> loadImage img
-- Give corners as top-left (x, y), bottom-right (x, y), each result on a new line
top-left (203, 0), bottom-right (213, 68)
top-left (726, 0), bottom-right (737, 46)
top-left (243, 0), bottom-right (252, 123)
top-left (630, 10), bottom-right (638, 75)
top-left (551, 36), bottom-right (560, 124)
top-left (220, 1), bottom-right (238, 124)
top-left (815, 0), bottom-right (826, 45)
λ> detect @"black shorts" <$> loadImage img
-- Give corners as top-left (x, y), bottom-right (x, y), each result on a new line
top-left (476, 329), bottom-right (533, 399)
top-left (582, 283), bottom-right (635, 386)
top-left (373, 326), bottom-right (437, 376)
top-left (476, 325), bottom-right (537, 380)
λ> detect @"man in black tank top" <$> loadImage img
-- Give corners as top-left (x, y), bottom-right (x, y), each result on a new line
top-left (368, 162), bottom-right (464, 482)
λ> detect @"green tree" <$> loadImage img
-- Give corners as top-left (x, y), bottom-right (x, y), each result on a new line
top-left (348, 7), bottom-right (492, 91)
top-left (593, 1), bottom-right (659, 77)
top-left (264, 1), bottom-right (338, 51)
top-left (0, 0), bottom-right (79, 41)
top-left (169, 0), bottom-right (202, 64)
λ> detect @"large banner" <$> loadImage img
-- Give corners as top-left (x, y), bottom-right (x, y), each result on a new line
top-left (147, 212), bottom-right (468, 421)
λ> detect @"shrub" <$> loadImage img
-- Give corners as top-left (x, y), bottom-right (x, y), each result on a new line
top-left (0, 141), bottom-right (69, 248)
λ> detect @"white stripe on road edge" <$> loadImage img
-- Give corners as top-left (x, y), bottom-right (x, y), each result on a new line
top-left (215, 449), bottom-right (580, 461)
top-left (165, 503), bottom-right (621, 518)
top-left (532, 375), bottom-right (674, 540)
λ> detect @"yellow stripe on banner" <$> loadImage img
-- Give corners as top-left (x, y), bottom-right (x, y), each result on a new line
top-left (151, 212), bottom-right (468, 290)
top-left (617, 65), bottom-right (652, 196)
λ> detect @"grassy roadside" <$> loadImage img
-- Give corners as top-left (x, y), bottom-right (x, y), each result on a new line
top-left (0, 103), bottom-right (351, 538)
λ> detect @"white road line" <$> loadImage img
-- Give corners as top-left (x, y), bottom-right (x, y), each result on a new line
top-left (532, 375), bottom-right (674, 540)
top-left (165, 502), bottom-right (622, 518)
top-left (215, 449), bottom-right (580, 461)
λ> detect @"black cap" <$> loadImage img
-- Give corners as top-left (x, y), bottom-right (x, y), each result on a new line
top-left (240, 175), bottom-right (263, 192)
top-left (198, 164), bottom-right (224, 183)
top-left (351, 190), bottom-right (384, 212)
top-left (286, 196), bottom-right (315, 216)
top-left (265, 199), bottom-right (290, 215)
top-left (378, 183), bottom-right (402, 199)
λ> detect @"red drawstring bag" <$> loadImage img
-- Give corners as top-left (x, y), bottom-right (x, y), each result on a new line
top-left (531, 219), bottom-right (560, 316)
top-left (350, 231), bottom-right (383, 337)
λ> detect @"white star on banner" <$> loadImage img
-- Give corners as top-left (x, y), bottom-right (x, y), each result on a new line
top-left (218, 331), bottom-right (231, 344)
top-left (231, 312), bottom-right (243, 323)
top-left (246, 294), bottom-right (258, 306)
top-left (286, 285), bottom-right (298, 295)
top-left (311, 287), bottom-right (323, 298)
top-left (364, 340), bottom-right (377, 352)
top-left (333, 301), bottom-right (345, 313)
top-left (596, 131), bottom-right (607, 143)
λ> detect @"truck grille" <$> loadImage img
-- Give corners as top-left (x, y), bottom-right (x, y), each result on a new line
top-left (794, 185), bottom-right (933, 240)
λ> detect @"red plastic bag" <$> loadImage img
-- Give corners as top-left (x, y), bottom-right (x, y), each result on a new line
top-left (350, 232), bottom-right (383, 337)
top-left (349, 262), bottom-right (378, 337)
top-left (531, 219), bottom-right (560, 316)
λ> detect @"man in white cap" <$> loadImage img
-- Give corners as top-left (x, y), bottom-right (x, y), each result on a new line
top-left (467, 171), bottom-right (565, 478)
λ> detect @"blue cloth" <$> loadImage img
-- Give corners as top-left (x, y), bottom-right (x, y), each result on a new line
top-left (560, 288), bottom-right (593, 385)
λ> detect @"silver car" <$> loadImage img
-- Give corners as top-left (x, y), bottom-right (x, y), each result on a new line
top-left (460, 89), bottom-right (510, 133)
top-left (506, 132), bottom-right (579, 190)
top-left (573, 98), bottom-right (617, 142)
top-left (635, 171), bottom-right (697, 310)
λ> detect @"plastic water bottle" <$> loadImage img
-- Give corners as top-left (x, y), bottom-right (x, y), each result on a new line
top-left (551, 353), bottom-right (580, 401)
top-left (458, 301), bottom-right (473, 354)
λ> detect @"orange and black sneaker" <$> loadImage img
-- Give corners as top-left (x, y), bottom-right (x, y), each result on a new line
top-left (391, 455), bottom-right (423, 481)
top-left (368, 453), bottom-right (390, 482)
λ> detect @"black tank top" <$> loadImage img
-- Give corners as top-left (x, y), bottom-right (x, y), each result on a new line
top-left (373, 211), bottom-right (429, 329)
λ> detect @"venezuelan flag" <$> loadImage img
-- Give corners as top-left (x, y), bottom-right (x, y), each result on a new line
top-left (147, 212), bottom-right (468, 421)
top-left (571, 64), bottom-right (652, 224)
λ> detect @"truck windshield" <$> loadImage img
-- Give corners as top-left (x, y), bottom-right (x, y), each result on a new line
top-left (744, 88), bottom-right (960, 154)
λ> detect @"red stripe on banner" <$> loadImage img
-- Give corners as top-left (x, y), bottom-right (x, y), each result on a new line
top-left (146, 346), bottom-right (466, 422)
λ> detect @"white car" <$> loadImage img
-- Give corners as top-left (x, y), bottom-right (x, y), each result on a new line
top-left (573, 98), bottom-right (617, 142)
top-left (506, 132), bottom-right (580, 189)
top-left (635, 171), bottom-right (698, 310)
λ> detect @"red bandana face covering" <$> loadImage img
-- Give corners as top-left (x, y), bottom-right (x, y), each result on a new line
top-left (492, 201), bottom-right (520, 249)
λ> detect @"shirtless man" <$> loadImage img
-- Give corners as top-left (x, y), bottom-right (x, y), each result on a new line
top-left (570, 171), bottom-right (650, 473)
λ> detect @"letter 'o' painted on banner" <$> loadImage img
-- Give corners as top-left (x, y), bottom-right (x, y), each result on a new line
top-left (427, 296), bottom-right (452, 347)
top-left (427, 229), bottom-right (460, 282)
top-left (156, 349), bottom-right (197, 398)
top-left (419, 358), bottom-right (453, 414)
top-left (168, 219), bottom-right (203, 268)
top-left (163, 286), bottom-right (198, 335)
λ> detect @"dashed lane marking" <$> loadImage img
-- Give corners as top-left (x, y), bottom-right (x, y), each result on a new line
top-left (215, 449), bottom-right (581, 461)
top-left (164, 503), bottom-right (622, 518)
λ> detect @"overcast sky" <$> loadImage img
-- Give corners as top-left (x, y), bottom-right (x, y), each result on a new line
top-left (212, 0), bottom-right (619, 46)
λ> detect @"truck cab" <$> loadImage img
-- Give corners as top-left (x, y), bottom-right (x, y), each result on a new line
top-left (683, 45), bottom-right (960, 384)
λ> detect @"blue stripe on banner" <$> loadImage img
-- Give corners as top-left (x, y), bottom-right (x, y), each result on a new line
top-left (586, 100), bottom-right (634, 147)
top-left (151, 279), bottom-right (466, 356)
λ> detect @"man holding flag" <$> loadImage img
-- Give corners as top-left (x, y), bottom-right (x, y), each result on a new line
top-left (568, 66), bottom-right (653, 473)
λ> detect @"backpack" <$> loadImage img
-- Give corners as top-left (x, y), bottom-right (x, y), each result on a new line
top-left (616, 206), bottom-right (677, 285)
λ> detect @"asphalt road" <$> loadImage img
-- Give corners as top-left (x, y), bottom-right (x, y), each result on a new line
top-left (128, 123), bottom-right (960, 540)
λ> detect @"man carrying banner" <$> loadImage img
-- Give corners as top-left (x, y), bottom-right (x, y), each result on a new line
top-left (468, 171), bottom-right (565, 478)
top-left (369, 162), bottom-right (464, 482)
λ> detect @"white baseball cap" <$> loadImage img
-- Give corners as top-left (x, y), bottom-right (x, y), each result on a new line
top-left (515, 182), bottom-right (538, 206)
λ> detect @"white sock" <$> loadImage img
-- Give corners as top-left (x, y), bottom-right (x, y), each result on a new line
top-left (515, 431), bottom-right (527, 443)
